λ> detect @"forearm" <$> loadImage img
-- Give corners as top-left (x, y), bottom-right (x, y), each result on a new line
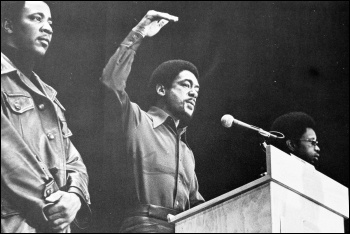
top-left (101, 9), bottom-right (178, 94)
top-left (100, 30), bottom-right (143, 92)
top-left (65, 141), bottom-right (92, 229)
top-left (189, 174), bottom-right (205, 207)
top-left (65, 141), bottom-right (90, 204)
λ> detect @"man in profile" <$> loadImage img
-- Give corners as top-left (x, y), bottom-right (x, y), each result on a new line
top-left (269, 112), bottom-right (321, 167)
top-left (1, 1), bottom-right (90, 232)
top-left (101, 10), bottom-right (204, 233)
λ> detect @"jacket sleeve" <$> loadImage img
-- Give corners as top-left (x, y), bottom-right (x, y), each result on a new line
top-left (1, 104), bottom-right (59, 229)
top-left (65, 138), bottom-right (92, 229)
top-left (53, 97), bottom-right (92, 228)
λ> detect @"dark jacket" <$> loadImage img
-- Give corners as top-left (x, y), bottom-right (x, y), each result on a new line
top-left (1, 52), bottom-right (91, 233)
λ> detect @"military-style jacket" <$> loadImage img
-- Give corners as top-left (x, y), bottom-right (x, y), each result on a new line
top-left (1, 52), bottom-right (90, 233)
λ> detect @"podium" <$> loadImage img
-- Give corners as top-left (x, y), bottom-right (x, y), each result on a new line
top-left (169, 145), bottom-right (349, 233)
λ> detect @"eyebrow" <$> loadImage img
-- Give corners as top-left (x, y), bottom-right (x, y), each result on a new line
top-left (181, 79), bottom-right (200, 89)
top-left (31, 12), bottom-right (52, 22)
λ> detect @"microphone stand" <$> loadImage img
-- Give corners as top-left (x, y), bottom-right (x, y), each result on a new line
top-left (258, 131), bottom-right (284, 177)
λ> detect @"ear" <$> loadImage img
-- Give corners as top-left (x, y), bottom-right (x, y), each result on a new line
top-left (2, 18), bottom-right (14, 34)
top-left (156, 84), bottom-right (166, 97)
top-left (286, 140), bottom-right (296, 152)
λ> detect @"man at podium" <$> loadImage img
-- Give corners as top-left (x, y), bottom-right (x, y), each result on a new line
top-left (269, 112), bottom-right (321, 167)
top-left (100, 10), bottom-right (205, 233)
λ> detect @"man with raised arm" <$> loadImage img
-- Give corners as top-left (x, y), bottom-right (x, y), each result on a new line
top-left (101, 10), bottom-right (205, 233)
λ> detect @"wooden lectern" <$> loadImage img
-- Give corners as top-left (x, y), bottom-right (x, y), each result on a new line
top-left (169, 145), bottom-right (349, 233)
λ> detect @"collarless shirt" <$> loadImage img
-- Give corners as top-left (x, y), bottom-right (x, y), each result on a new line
top-left (101, 31), bottom-right (204, 212)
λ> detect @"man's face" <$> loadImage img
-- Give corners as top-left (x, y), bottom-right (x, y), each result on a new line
top-left (294, 128), bottom-right (320, 165)
top-left (11, 1), bottom-right (53, 57)
top-left (164, 70), bottom-right (200, 123)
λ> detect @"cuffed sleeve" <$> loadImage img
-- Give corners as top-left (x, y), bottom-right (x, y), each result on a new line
top-left (65, 141), bottom-right (90, 204)
top-left (121, 30), bottom-right (144, 51)
top-left (65, 140), bottom-right (92, 229)
top-left (68, 189), bottom-right (92, 230)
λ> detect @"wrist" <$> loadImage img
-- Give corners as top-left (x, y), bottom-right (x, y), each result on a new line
top-left (132, 26), bottom-right (146, 38)
top-left (69, 192), bottom-right (82, 206)
top-left (120, 30), bottom-right (144, 51)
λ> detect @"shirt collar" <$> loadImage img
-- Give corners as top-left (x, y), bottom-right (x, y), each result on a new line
top-left (147, 106), bottom-right (188, 131)
top-left (1, 52), bottom-right (17, 75)
top-left (147, 106), bottom-right (190, 148)
top-left (147, 106), bottom-right (172, 129)
top-left (1, 52), bottom-right (58, 101)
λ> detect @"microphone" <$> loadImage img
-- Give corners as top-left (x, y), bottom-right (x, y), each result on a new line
top-left (221, 114), bottom-right (283, 139)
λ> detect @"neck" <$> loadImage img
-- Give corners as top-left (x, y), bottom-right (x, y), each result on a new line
top-left (155, 102), bottom-right (180, 128)
top-left (2, 44), bottom-right (37, 78)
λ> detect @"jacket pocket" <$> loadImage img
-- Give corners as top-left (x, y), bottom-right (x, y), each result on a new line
top-left (3, 92), bottom-right (34, 114)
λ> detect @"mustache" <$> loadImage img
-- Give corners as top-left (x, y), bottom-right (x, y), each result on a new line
top-left (37, 36), bottom-right (51, 43)
top-left (185, 98), bottom-right (196, 106)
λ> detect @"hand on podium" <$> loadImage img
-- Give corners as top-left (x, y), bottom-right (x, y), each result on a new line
top-left (167, 214), bottom-right (175, 223)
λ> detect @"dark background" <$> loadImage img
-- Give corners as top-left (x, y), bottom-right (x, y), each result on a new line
top-left (36, 1), bottom-right (348, 232)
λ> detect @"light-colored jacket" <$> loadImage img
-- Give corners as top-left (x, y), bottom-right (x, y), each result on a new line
top-left (1, 52), bottom-right (90, 232)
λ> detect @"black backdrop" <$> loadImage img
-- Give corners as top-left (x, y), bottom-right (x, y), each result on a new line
top-left (35, 1), bottom-right (349, 232)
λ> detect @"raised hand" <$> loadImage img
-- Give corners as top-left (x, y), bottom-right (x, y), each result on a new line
top-left (133, 10), bottom-right (178, 37)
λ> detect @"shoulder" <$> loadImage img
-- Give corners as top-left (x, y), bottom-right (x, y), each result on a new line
top-left (1, 53), bottom-right (17, 76)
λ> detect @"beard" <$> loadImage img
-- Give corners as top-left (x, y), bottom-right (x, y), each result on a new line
top-left (176, 103), bottom-right (196, 127)
top-left (310, 155), bottom-right (320, 168)
top-left (164, 91), bottom-right (196, 127)
top-left (179, 110), bottom-right (194, 126)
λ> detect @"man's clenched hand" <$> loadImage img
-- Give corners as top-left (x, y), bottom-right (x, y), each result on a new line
top-left (44, 191), bottom-right (81, 232)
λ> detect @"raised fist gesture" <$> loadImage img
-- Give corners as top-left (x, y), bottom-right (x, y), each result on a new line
top-left (133, 10), bottom-right (178, 37)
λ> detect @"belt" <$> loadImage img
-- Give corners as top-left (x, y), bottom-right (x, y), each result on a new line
top-left (126, 204), bottom-right (181, 221)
